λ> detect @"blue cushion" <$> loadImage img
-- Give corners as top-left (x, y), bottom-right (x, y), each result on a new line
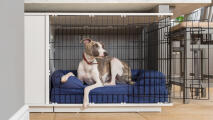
top-left (131, 69), bottom-right (144, 80)
top-left (61, 76), bottom-right (85, 89)
top-left (137, 70), bottom-right (165, 78)
top-left (135, 70), bottom-right (166, 86)
top-left (50, 69), bottom-right (169, 104)
top-left (51, 70), bottom-right (166, 87)
top-left (51, 70), bottom-right (84, 88)
top-left (51, 85), bottom-right (169, 103)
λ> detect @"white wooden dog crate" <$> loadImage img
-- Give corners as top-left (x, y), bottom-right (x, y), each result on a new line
top-left (24, 13), bottom-right (174, 112)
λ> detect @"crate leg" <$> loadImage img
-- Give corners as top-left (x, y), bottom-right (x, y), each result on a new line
top-left (183, 86), bottom-right (190, 104)
top-left (201, 88), bottom-right (206, 98)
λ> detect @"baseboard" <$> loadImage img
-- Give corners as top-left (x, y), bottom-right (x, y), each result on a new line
top-left (9, 105), bottom-right (29, 120)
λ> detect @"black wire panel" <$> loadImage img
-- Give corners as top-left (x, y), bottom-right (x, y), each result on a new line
top-left (49, 15), bottom-right (172, 104)
top-left (169, 9), bottom-right (212, 102)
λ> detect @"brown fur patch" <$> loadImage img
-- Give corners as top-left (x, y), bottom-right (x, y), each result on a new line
top-left (115, 61), bottom-right (133, 84)
top-left (96, 57), bottom-right (133, 84)
top-left (96, 56), bottom-right (113, 82)
top-left (84, 40), bottom-right (97, 56)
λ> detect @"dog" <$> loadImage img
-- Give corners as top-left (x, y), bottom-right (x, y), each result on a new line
top-left (61, 38), bottom-right (134, 108)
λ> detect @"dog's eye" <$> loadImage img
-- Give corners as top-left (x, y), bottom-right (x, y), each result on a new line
top-left (93, 44), bottom-right (99, 48)
top-left (100, 42), bottom-right (104, 48)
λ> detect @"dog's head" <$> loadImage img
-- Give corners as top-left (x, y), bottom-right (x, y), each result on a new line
top-left (81, 38), bottom-right (108, 57)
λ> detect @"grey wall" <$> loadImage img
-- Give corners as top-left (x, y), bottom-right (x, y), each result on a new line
top-left (0, 0), bottom-right (24, 120)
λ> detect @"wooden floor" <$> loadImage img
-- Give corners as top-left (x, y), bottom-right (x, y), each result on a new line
top-left (31, 88), bottom-right (213, 120)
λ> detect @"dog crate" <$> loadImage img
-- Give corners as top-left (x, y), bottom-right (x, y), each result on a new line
top-left (169, 9), bottom-right (213, 103)
top-left (48, 13), bottom-right (172, 111)
top-left (42, 12), bottom-right (212, 112)
top-left (170, 25), bottom-right (213, 102)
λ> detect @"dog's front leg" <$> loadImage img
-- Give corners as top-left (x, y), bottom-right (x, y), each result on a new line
top-left (83, 82), bottom-right (103, 108)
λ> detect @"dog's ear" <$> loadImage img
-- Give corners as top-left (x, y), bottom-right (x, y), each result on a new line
top-left (100, 41), bottom-right (105, 48)
top-left (80, 38), bottom-right (91, 44)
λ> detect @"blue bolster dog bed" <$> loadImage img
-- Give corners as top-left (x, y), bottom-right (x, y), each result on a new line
top-left (50, 70), bottom-right (168, 104)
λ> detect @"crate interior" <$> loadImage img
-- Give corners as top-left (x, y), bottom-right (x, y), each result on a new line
top-left (49, 15), bottom-right (171, 104)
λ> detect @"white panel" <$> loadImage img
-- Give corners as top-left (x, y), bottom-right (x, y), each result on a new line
top-left (25, 16), bottom-right (46, 104)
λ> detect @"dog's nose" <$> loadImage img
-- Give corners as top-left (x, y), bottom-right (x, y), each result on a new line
top-left (104, 52), bottom-right (108, 56)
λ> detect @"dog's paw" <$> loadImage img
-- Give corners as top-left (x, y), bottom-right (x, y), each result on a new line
top-left (82, 100), bottom-right (89, 109)
top-left (80, 106), bottom-right (85, 111)
top-left (61, 75), bottom-right (68, 83)
top-left (104, 82), bottom-right (116, 86)
top-left (82, 103), bottom-right (89, 109)
top-left (67, 72), bottom-right (75, 77)
top-left (61, 72), bottom-right (75, 83)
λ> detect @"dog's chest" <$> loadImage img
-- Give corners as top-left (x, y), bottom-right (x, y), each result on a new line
top-left (81, 57), bottom-right (112, 83)
top-left (82, 60), bottom-right (99, 77)
top-left (78, 60), bottom-right (98, 85)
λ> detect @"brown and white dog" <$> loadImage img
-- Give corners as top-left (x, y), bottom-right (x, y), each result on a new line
top-left (61, 38), bottom-right (134, 108)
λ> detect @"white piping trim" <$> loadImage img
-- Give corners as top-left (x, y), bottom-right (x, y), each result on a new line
top-left (9, 105), bottom-right (29, 120)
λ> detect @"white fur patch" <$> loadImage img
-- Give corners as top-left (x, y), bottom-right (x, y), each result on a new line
top-left (102, 73), bottom-right (109, 83)
top-left (97, 42), bottom-right (106, 57)
top-left (103, 58), bottom-right (124, 86)
top-left (111, 58), bottom-right (124, 76)
top-left (78, 59), bottom-right (99, 85)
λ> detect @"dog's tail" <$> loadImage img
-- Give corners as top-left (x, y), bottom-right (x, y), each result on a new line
top-left (128, 81), bottom-right (135, 85)
top-left (127, 67), bottom-right (135, 85)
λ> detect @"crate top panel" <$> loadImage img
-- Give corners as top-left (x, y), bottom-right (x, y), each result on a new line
top-left (24, 0), bottom-right (211, 18)
top-left (49, 15), bottom-right (170, 27)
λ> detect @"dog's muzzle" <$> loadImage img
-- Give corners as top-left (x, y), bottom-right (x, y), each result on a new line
top-left (104, 52), bottom-right (108, 56)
